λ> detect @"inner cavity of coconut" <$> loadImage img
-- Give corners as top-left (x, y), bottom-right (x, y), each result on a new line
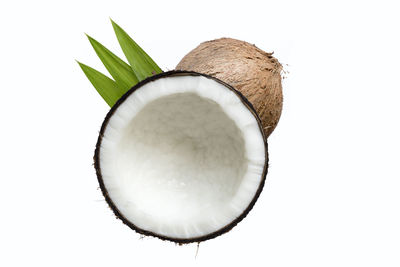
top-left (99, 75), bottom-right (265, 238)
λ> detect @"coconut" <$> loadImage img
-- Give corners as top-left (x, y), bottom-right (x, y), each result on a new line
top-left (176, 38), bottom-right (283, 137)
top-left (95, 71), bottom-right (268, 243)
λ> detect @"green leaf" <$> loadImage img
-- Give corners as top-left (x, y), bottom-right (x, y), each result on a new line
top-left (86, 34), bottom-right (139, 91)
top-left (77, 61), bottom-right (123, 107)
top-left (111, 19), bottom-right (162, 81)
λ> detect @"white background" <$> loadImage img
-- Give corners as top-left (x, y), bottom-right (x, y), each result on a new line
top-left (1, 0), bottom-right (399, 266)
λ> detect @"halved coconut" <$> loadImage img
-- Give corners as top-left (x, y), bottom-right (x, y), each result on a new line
top-left (94, 71), bottom-right (268, 243)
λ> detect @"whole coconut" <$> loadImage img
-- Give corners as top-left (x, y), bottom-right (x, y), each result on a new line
top-left (176, 38), bottom-right (283, 137)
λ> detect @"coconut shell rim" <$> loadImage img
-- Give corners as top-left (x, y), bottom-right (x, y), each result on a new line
top-left (94, 70), bottom-right (269, 244)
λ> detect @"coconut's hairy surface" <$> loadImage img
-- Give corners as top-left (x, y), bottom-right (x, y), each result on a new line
top-left (176, 38), bottom-right (283, 137)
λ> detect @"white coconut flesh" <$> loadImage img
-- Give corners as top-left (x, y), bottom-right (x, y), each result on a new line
top-left (98, 74), bottom-right (266, 240)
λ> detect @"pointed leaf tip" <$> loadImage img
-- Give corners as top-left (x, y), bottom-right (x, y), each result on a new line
top-left (78, 20), bottom-right (162, 107)
top-left (86, 35), bottom-right (139, 92)
top-left (78, 62), bottom-right (122, 107)
top-left (111, 21), bottom-right (162, 80)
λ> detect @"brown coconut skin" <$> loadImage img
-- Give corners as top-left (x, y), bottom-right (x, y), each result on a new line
top-left (176, 38), bottom-right (283, 137)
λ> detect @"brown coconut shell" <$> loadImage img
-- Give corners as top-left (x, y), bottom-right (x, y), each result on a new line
top-left (176, 38), bottom-right (283, 137)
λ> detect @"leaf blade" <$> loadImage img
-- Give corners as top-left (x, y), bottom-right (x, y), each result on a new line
top-left (111, 20), bottom-right (162, 80)
top-left (86, 35), bottom-right (139, 91)
top-left (77, 61), bottom-right (122, 107)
